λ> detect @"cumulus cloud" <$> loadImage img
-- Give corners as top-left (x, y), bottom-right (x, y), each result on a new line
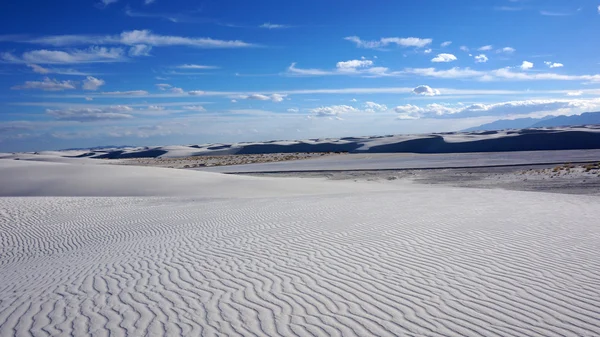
top-left (336, 59), bottom-right (374, 70)
top-left (431, 53), bottom-right (457, 63)
top-left (46, 105), bottom-right (133, 121)
top-left (544, 61), bottom-right (564, 68)
top-left (2, 47), bottom-right (125, 64)
top-left (82, 76), bottom-right (105, 90)
top-left (520, 61), bottom-right (534, 70)
top-left (310, 105), bottom-right (359, 117)
top-left (412, 85), bottom-right (440, 96)
top-left (344, 36), bottom-right (432, 49)
top-left (474, 54), bottom-right (489, 63)
top-left (11, 77), bottom-right (76, 91)
top-left (364, 101), bottom-right (388, 113)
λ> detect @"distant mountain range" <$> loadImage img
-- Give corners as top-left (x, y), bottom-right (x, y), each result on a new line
top-left (464, 111), bottom-right (600, 132)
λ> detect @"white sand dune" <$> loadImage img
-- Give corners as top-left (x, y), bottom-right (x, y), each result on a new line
top-left (0, 160), bottom-right (396, 197)
top-left (12, 125), bottom-right (600, 160)
top-left (1, 159), bottom-right (600, 336)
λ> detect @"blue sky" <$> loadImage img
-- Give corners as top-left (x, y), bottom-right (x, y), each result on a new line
top-left (1, 0), bottom-right (600, 151)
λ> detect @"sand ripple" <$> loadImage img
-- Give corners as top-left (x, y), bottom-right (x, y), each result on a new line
top-left (1, 189), bottom-right (600, 336)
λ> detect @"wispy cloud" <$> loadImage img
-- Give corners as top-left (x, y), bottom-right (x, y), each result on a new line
top-left (11, 77), bottom-right (76, 91)
top-left (101, 90), bottom-right (149, 96)
top-left (47, 106), bottom-right (134, 122)
top-left (175, 64), bottom-right (219, 69)
top-left (13, 29), bottom-right (256, 49)
top-left (259, 23), bottom-right (290, 29)
top-left (2, 47), bottom-right (125, 64)
top-left (26, 64), bottom-right (93, 76)
top-left (344, 36), bottom-right (432, 49)
top-left (494, 6), bottom-right (523, 11)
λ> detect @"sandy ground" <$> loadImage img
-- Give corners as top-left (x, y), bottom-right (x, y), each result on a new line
top-left (112, 152), bottom-right (345, 169)
top-left (246, 163), bottom-right (600, 196)
top-left (2, 157), bottom-right (600, 336)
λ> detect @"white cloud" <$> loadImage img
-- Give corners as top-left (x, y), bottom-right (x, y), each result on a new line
top-left (260, 23), bottom-right (290, 29)
top-left (46, 106), bottom-right (133, 122)
top-left (474, 54), bottom-right (489, 63)
top-left (520, 61), bottom-right (534, 70)
top-left (431, 53), bottom-right (458, 63)
top-left (188, 90), bottom-right (205, 96)
top-left (287, 108), bottom-right (299, 113)
top-left (288, 62), bottom-right (390, 77)
top-left (144, 0), bottom-right (155, 4)
top-left (11, 77), bottom-right (76, 91)
top-left (98, 0), bottom-right (118, 8)
top-left (146, 105), bottom-right (164, 111)
top-left (170, 87), bottom-right (184, 94)
top-left (497, 47), bottom-right (516, 54)
top-left (336, 59), bottom-right (374, 70)
top-left (460, 46), bottom-right (469, 52)
top-left (364, 101), bottom-right (388, 113)
top-left (400, 66), bottom-right (600, 82)
top-left (82, 76), bottom-right (105, 90)
top-left (544, 61), bottom-right (564, 68)
top-left (2, 47), bottom-right (125, 64)
top-left (424, 49), bottom-right (432, 54)
top-left (395, 98), bottom-right (600, 120)
top-left (344, 36), bottom-right (432, 49)
top-left (394, 104), bottom-right (425, 120)
top-left (26, 64), bottom-right (50, 74)
top-left (412, 85), bottom-right (440, 96)
top-left (176, 64), bottom-right (219, 69)
top-left (156, 83), bottom-right (172, 90)
top-left (19, 29), bottom-right (255, 49)
top-left (128, 44), bottom-right (152, 56)
top-left (598, 5), bottom-right (600, 14)
top-left (310, 105), bottom-right (359, 117)
top-left (181, 105), bottom-right (206, 111)
top-left (85, 97), bottom-right (93, 101)
top-left (441, 41), bottom-right (452, 47)
top-left (566, 91), bottom-right (583, 96)
top-left (101, 90), bottom-right (148, 95)
top-left (25, 63), bottom-right (90, 76)
top-left (242, 94), bottom-right (287, 102)
top-left (478, 45), bottom-right (493, 51)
